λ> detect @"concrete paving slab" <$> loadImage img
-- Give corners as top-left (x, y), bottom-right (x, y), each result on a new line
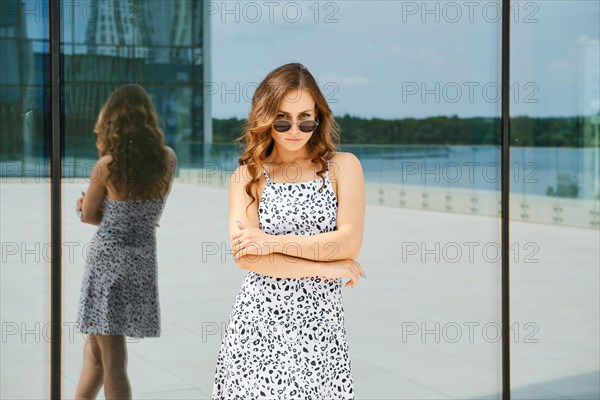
top-left (1, 180), bottom-right (598, 399)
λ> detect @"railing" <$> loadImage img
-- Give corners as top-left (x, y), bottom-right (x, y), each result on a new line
top-left (1, 144), bottom-right (598, 228)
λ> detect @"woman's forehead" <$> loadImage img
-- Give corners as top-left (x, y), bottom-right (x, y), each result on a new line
top-left (279, 89), bottom-right (315, 112)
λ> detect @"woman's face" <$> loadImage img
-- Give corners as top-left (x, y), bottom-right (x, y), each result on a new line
top-left (270, 88), bottom-right (317, 154)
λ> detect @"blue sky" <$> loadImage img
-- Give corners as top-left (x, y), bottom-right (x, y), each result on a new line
top-left (210, 1), bottom-right (599, 119)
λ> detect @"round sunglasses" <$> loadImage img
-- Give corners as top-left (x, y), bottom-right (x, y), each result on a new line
top-left (272, 119), bottom-right (319, 133)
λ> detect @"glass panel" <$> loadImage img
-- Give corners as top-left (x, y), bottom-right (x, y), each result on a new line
top-left (0, 0), bottom-right (51, 397)
top-left (511, 1), bottom-right (600, 398)
top-left (58, 0), bottom-right (504, 397)
top-left (190, 1), bottom-right (503, 398)
top-left (61, 0), bottom-right (207, 397)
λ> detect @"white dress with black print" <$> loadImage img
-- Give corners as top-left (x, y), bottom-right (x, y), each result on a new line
top-left (76, 197), bottom-right (166, 338)
top-left (212, 160), bottom-right (355, 399)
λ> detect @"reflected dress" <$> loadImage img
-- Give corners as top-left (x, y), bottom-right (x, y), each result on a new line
top-left (212, 162), bottom-right (355, 399)
top-left (76, 197), bottom-right (167, 338)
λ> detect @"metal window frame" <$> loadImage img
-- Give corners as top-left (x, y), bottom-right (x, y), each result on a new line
top-left (49, 0), bottom-right (63, 398)
top-left (500, 0), bottom-right (512, 398)
top-left (47, 0), bottom-right (513, 398)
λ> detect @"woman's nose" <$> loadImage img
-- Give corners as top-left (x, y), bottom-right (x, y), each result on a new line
top-left (289, 122), bottom-right (301, 133)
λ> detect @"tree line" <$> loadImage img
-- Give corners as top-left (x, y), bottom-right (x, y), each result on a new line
top-left (1, 113), bottom-right (596, 161)
top-left (213, 114), bottom-right (598, 147)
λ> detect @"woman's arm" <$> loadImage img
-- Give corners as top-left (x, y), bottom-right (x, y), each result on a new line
top-left (232, 152), bottom-right (365, 261)
top-left (236, 253), bottom-right (364, 287)
top-left (236, 252), bottom-right (324, 279)
top-left (163, 146), bottom-right (178, 196)
top-left (229, 164), bottom-right (364, 284)
top-left (78, 156), bottom-right (111, 226)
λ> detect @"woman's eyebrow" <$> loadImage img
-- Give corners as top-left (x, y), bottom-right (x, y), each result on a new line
top-left (277, 109), bottom-right (314, 114)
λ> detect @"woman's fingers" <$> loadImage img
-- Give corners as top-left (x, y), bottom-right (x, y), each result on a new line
top-left (231, 240), bottom-right (241, 258)
top-left (231, 226), bottom-right (255, 242)
top-left (352, 260), bottom-right (365, 278)
top-left (233, 242), bottom-right (247, 258)
top-left (233, 247), bottom-right (245, 261)
top-left (350, 262), bottom-right (362, 279)
top-left (232, 241), bottom-right (264, 261)
top-left (230, 236), bottom-right (244, 252)
top-left (344, 267), bottom-right (359, 288)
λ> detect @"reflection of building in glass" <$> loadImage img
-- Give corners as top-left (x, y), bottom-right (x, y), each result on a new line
top-left (0, 0), bottom-right (211, 169)
top-left (85, 0), bottom-right (194, 63)
top-left (0, 3), bottom-right (40, 163)
top-left (81, 0), bottom-right (210, 151)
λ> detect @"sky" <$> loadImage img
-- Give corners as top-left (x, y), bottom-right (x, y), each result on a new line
top-left (209, 0), bottom-right (600, 119)
top-left (20, 0), bottom-right (600, 119)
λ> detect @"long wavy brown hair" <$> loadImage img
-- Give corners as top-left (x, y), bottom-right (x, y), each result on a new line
top-left (95, 84), bottom-right (170, 200)
top-left (237, 63), bottom-right (340, 207)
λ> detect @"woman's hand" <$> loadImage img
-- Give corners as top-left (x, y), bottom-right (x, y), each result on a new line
top-left (231, 223), bottom-right (275, 261)
top-left (321, 259), bottom-right (365, 288)
top-left (77, 190), bottom-right (105, 225)
top-left (75, 195), bottom-right (84, 219)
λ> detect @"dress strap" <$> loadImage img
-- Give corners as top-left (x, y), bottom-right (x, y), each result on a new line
top-left (262, 167), bottom-right (272, 185)
top-left (325, 157), bottom-right (334, 178)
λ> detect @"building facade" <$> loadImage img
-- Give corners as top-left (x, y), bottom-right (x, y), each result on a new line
top-left (0, 0), bottom-right (212, 173)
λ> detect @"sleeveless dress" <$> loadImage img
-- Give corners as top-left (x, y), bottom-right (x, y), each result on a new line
top-left (76, 196), bottom-right (167, 338)
top-left (212, 161), bottom-right (355, 399)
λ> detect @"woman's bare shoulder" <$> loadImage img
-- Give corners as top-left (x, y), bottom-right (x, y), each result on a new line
top-left (329, 151), bottom-right (362, 178)
top-left (163, 146), bottom-right (177, 162)
top-left (231, 164), bottom-right (255, 185)
top-left (97, 154), bottom-right (113, 165)
top-left (229, 164), bottom-right (265, 208)
top-left (85, 155), bottom-right (112, 186)
top-left (95, 154), bottom-right (112, 174)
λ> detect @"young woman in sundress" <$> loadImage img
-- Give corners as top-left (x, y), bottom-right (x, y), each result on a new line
top-left (212, 63), bottom-right (366, 399)
top-left (74, 84), bottom-right (176, 399)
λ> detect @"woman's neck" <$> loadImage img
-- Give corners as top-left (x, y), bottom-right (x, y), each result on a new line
top-left (268, 146), bottom-right (311, 165)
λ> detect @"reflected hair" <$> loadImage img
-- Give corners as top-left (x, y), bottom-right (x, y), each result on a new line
top-left (237, 63), bottom-right (340, 207)
top-left (95, 84), bottom-right (169, 200)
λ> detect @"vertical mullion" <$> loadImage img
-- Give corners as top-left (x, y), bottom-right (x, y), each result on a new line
top-left (49, 0), bottom-right (62, 398)
top-left (501, 0), bottom-right (511, 399)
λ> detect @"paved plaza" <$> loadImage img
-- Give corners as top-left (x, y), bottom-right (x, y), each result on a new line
top-left (1, 180), bottom-right (598, 399)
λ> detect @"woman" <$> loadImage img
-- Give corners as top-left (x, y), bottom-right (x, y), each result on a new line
top-left (213, 63), bottom-right (365, 399)
top-left (74, 84), bottom-right (177, 399)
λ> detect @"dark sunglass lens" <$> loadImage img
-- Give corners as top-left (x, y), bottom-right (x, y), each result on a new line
top-left (273, 120), bottom-right (291, 132)
top-left (299, 121), bottom-right (317, 132)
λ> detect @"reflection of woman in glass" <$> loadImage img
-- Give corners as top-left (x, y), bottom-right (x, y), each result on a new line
top-left (74, 84), bottom-right (176, 399)
top-left (213, 63), bottom-right (365, 399)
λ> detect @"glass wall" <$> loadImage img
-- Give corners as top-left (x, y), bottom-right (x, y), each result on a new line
top-left (510, 1), bottom-right (600, 398)
top-left (191, 1), bottom-right (504, 398)
top-left (61, 0), bottom-right (209, 173)
top-left (3, 0), bottom-right (597, 398)
top-left (0, 0), bottom-right (51, 397)
top-left (58, 0), bottom-right (209, 397)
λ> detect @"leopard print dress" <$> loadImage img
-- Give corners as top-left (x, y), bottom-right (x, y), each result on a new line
top-left (76, 197), bottom-right (166, 338)
top-left (212, 161), bottom-right (355, 399)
